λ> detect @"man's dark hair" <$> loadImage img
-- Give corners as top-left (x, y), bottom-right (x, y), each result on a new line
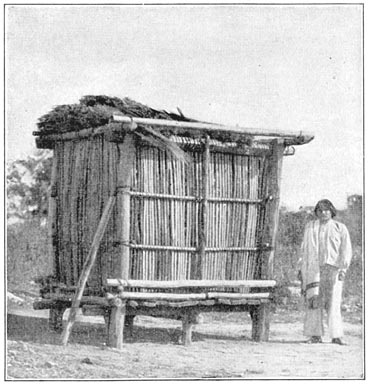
top-left (314, 199), bottom-right (337, 218)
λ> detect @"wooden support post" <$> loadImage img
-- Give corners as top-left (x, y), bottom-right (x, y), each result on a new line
top-left (107, 132), bottom-right (136, 348)
top-left (198, 135), bottom-right (210, 279)
top-left (60, 195), bottom-right (116, 345)
top-left (261, 139), bottom-right (284, 280)
top-left (250, 304), bottom-right (270, 342)
top-left (181, 311), bottom-right (201, 346)
top-left (49, 306), bottom-right (66, 333)
top-left (119, 185), bottom-right (131, 277)
top-left (251, 139), bottom-right (284, 342)
top-left (182, 316), bottom-right (194, 346)
top-left (48, 153), bottom-right (59, 280)
top-left (107, 298), bottom-right (126, 349)
top-left (116, 133), bottom-right (135, 277)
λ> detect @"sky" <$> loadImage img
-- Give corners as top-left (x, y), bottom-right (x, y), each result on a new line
top-left (5, 4), bottom-right (363, 210)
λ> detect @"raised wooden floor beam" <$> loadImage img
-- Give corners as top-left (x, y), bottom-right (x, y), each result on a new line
top-left (107, 279), bottom-right (276, 289)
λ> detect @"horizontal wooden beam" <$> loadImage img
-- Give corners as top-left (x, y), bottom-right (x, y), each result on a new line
top-left (118, 292), bottom-right (207, 301)
top-left (130, 191), bottom-right (196, 202)
top-left (33, 297), bottom-right (271, 313)
top-left (208, 197), bottom-right (264, 204)
top-left (114, 291), bottom-right (271, 301)
top-left (112, 115), bottom-right (314, 145)
top-left (130, 245), bottom-right (197, 252)
top-left (130, 191), bottom-right (264, 204)
top-left (180, 143), bottom-right (271, 156)
top-left (207, 292), bottom-right (270, 300)
top-left (107, 279), bottom-right (276, 289)
top-left (127, 244), bottom-right (263, 252)
top-left (205, 247), bottom-right (261, 252)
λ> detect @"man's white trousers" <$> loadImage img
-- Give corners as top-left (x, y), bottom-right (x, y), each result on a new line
top-left (303, 265), bottom-right (344, 339)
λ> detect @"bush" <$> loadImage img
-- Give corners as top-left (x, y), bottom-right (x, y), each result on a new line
top-left (343, 246), bottom-right (363, 299)
top-left (274, 209), bottom-right (313, 283)
top-left (7, 219), bottom-right (52, 292)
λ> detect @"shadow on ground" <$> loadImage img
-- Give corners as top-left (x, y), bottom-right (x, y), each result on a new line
top-left (7, 314), bottom-right (266, 347)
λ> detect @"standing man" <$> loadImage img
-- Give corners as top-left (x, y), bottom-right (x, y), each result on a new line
top-left (299, 199), bottom-right (352, 344)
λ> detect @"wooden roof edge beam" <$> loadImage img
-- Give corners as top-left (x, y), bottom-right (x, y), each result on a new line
top-left (112, 115), bottom-right (315, 146)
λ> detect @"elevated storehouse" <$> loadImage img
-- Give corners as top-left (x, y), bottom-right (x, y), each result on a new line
top-left (33, 96), bottom-right (314, 347)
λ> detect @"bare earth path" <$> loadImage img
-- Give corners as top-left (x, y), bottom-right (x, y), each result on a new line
top-left (6, 300), bottom-right (364, 379)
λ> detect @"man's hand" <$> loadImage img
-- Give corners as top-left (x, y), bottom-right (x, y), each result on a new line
top-left (338, 270), bottom-right (346, 281)
top-left (308, 295), bottom-right (320, 309)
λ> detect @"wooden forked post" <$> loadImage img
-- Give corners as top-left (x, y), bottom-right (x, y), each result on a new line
top-left (251, 138), bottom-right (284, 342)
top-left (198, 135), bottom-right (209, 276)
top-left (106, 132), bottom-right (136, 349)
top-left (178, 136), bottom-right (209, 345)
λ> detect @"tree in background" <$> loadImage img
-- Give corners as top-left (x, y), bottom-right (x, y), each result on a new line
top-left (275, 207), bottom-right (314, 284)
top-left (341, 195), bottom-right (362, 247)
top-left (337, 195), bottom-right (363, 301)
top-left (6, 150), bottom-right (53, 290)
top-left (7, 150), bottom-right (52, 222)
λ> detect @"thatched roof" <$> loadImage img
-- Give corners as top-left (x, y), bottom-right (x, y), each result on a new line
top-left (37, 95), bottom-right (196, 134)
top-left (35, 95), bottom-right (314, 148)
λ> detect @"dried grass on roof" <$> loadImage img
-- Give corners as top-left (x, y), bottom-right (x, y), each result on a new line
top-left (37, 95), bottom-right (195, 134)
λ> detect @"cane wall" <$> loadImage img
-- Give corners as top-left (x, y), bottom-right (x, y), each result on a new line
top-left (51, 135), bottom-right (272, 290)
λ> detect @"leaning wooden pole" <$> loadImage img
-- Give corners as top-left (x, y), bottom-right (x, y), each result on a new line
top-left (107, 131), bottom-right (136, 349)
top-left (251, 138), bottom-right (284, 342)
top-left (61, 194), bottom-right (116, 345)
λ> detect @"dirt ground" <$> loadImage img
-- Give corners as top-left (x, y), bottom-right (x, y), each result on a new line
top-left (6, 294), bottom-right (364, 380)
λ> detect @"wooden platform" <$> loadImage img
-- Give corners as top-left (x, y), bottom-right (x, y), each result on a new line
top-left (33, 282), bottom-right (274, 347)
